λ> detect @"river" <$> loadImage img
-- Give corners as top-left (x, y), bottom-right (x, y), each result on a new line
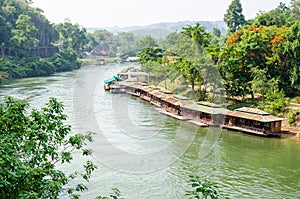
top-left (0, 63), bottom-right (299, 199)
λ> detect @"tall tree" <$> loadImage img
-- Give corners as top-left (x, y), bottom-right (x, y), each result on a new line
top-left (253, 3), bottom-right (293, 27)
top-left (0, 15), bottom-right (10, 57)
top-left (212, 28), bottom-right (221, 37)
top-left (170, 57), bottom-right (204, 92)
top-left (283, 22), bottom-right (300, 91)
top-left (181, 22), bottom-right (210, 55)
top-left (10, 14), bottom-right (38, 57)
top-left (138, 47), bottom-right (163, 65)
top-left (138, 35), bottom-right (158, 49)
top-left (88, 29), bottom-right (113, 55)
top-left (55, 19), bottom-right (88, 55)
top-left (224, 0), bottom-right (246, 33)
top-left (161, 32), bottom-right (181, 52)
top-left (218, 24), bottom-right (300, 97)
top-left (291, 0), bottom-right (300, 20)
top-left (114, 32), bottom-right (137, 58)
top-left (28, 7), bottom-right (59, 49)
top-left (179, 23), bottom-right (211, 99)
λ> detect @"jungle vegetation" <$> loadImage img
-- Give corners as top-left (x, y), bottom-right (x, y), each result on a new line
top-left (0, 0), bottom-right (88, 81)
top-left (136, 0), bottom-right (300, 118)
top-left (1, 0), bottom-right (299, 119)
top-left (1, 0), bottom-right (300, 198)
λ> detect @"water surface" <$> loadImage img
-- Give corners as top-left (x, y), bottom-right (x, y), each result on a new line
top-left (1, 63), bottom-right (299, 199)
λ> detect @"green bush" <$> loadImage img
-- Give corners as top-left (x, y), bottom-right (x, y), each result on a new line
top-left (287, 110), bottom-right (297, 126)
top-left (293, 96), bottom-right (300, 104)
top-left (186, 176), bottom-right (229, 199)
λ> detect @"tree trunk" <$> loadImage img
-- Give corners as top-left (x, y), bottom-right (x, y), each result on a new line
top-left (0, 45), bottom-right (6, 57)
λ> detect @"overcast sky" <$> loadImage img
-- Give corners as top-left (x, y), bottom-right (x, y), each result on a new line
top-left (32, 0), bottom-right (291, 28)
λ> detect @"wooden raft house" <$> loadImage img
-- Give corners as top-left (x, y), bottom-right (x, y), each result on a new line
top-left (105, 78), bottom-right (285, 137)
top-left (221, 107), bottom-right (284, 136)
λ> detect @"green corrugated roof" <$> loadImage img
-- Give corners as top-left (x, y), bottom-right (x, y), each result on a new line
top-left (104, 77), bottom-right (116, 84)
top-left (114, 75), bottom-right (124, 81)
top-left (182, 102), bottom-right (228, 114)
top-left (104, 76), bottom-right (124, 84)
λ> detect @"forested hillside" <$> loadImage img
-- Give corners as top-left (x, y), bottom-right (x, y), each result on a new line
top-left (0, 0), bottom-right (58, 58)
top-left (91, 20), bottom-right (227, 39)
top-left (0, 0), bottom-right (88, 80)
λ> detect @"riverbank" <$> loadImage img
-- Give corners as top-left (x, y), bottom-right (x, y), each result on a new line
top-left (156, 77), bottom-right (300, 139)
top-left (281, 120), bottom-right (300, 138)
top-left (105, 79), bottom-right (289, 138)
top-left (0, 52), bottom-right (81, 82)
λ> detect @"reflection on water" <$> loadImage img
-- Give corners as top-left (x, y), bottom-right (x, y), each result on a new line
top-left (0, 63), bottom-right (299, 199)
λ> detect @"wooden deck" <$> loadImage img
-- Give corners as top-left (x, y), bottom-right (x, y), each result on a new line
top-left (188, 120), bottom-right (208, 127)
top-left (156, 108), bottom-right (188, 121)
top-left (156, 108), bottom-right (208, 126)
top-left (221, 125), bottom-right (281, 137)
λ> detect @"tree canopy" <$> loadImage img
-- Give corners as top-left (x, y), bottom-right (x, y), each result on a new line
top-left (0, 0), bottom-right (88, 80)
top-left (136, 1), bottom-right (299, 115)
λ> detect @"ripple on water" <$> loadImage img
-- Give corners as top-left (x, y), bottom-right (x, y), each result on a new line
top-left (1, 64), bottom-right (300, 199)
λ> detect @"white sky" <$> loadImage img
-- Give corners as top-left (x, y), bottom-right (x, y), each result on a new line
top-left (31, 0), bottom-right (291, 28)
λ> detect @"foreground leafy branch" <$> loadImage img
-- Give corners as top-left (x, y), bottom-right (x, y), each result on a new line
top-left (95, 188), bottom-right (124, 199)
top-left (186, 176), bottom-right (229, 199)
top-left (0, 96), bottom-right (101, 198)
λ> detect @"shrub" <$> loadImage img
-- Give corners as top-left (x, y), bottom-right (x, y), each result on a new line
top-left (186, 176), bottom-right (229, 199)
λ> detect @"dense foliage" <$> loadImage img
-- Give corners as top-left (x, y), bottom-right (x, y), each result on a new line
top-left (1, 0), bottom-right (299, 198)
top-left (0, 0), bottom-right (87, 80)
top-left (219, 3), bottom-right (300, 98)
top-left (137, 22), bottom-right (222, 101)
top-left (0, 0), bottom-right (59, 57)
top-left (137, 0), bottom-right (300, 115)
top-left (0, 97), bottom-right (97, 198)
top-left (3, 0), bottom-right (299, 107)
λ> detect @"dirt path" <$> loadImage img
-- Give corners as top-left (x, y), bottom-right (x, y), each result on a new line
top-left (281, 119), bottom-right (300, 138)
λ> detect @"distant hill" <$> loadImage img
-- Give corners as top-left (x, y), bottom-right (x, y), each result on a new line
top-left (87, 21), bottom-right (227, 39)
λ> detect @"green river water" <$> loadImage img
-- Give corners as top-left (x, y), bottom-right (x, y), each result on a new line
top-left (0, 63), bottom-right (299, 199)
